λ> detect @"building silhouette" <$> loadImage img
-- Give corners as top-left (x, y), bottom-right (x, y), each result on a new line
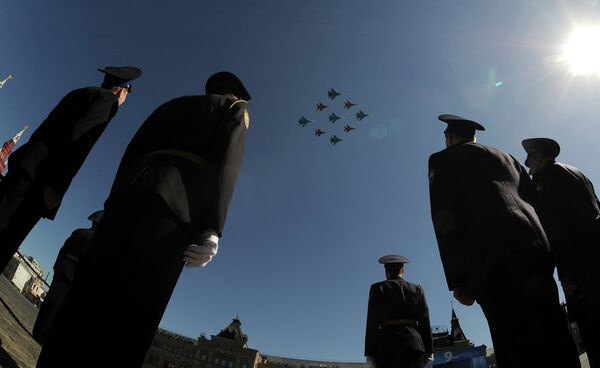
top-left (143, 317), bottom-right (365, 368)
top-left (144, 317), bottom-right (262, 368)
top-left (2, 252), bottom-right (47, 306)
top-left (144, 310), bottom-right (487, 368)
top-left (428, 308), bottom-right (487, 368)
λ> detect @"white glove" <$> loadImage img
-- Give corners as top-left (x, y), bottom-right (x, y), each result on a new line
top-left (183, 234), bottom-right (219, 268)
top-left (366, 356), bottom-right (376, 368)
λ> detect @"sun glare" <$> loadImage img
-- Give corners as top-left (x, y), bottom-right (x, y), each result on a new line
top-left (563, 25), bottom-right (600, 76)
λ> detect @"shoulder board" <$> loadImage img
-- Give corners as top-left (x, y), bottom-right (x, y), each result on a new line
top-left (229, 99), bottom-right (248, 109)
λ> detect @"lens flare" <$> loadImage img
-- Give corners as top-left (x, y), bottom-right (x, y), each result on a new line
top-left (562, 25), bottom-right (600, 76)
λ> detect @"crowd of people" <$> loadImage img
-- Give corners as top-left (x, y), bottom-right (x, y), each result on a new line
top-left (0, 66), bottom-right (251, 367)
top-left (364, 115), bottom-right (599, 368)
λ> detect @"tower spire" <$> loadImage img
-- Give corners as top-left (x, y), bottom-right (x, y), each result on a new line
top-left (450, 306), bottom-right (468, 345)
top-left (0, 74), bottom-right (12, 89)
top-left (0, 124), bottom-right (29, 173)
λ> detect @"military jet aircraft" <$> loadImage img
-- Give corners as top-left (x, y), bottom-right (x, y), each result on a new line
top-left (330, 135), bottom-right (343, 145)
top-left (328, 113), bottom-right (342, 123)
top-left (356, 110), bottom-right (369, 121)
top-left (315, 128), bottom-right (326, 137)
top-left (327, 89), bottom-right (342, 100)
top-left (298, 116), bottom-right (314, 127)
top-left (344, 125), bottom-right (355, 133)
top-left (316, 102), bottom-right (329, 111)
top-left (0, 74), bottom-right (13, 89)
top-left (344, 100), bottom-right (356, 109)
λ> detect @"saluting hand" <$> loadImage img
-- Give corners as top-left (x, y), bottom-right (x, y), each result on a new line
top-left (183, 234), bottom-right (219, 268)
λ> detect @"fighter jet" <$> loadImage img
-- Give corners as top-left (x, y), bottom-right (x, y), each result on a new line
top-left (344, 125), bottom-right (355, 133)
top-left (344, 100), bottom-right (356, 109)
top-left (330, 135), bottom-right (343, 145)
top-left (0, 74), bottom-right (13, 89)
top-left (356, 110), bottom-right (369, 121)
top-left (328, 113), bottom-right (342, 124)
top-left (315, 128), bottom-right (326, 137)
top-left (327, 89), bottom-right (342, 100)
top-left (316, 102), bottom-right (329, 111)
top-left (298, 116), bottom-right (314, 127)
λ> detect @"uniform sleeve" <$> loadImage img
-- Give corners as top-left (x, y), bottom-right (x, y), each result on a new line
top-left (203, 101), bottom-right (249, 238)
top-left (428, 152), bottom-right (469, 290)
top-left (364, 284), bottom-right (382, 356)
top-left (416, 286), bottom-right (433, 355)
top-left (45, 92), bottom-right (117, 204)
top-left (542, 168), bottom-right (599, 280)
top-left (515, 158), bottom-right (538, 207)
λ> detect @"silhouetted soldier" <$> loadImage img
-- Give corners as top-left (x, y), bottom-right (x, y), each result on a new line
top-left (37, 71), bottom-right (251, 368)
top-left (32, 210), bottom-right (103, 344)
top-left (428, 115), bottom-right (580, 368)
top-left (0, 66), bottom-right (142, 272)
top-left (523, 137), bottom-right (600, 367)
top-left (365, 255), bottom-right (433, 368)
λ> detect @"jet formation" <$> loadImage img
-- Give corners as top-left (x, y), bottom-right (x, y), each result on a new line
top-left (356, 110), bottom-right (369, 121)
top-left (328, 113), bottom-right (342, 124)
top-left (298, 116), bottom-right (313, 127)
top-left (330, 135), bottom-right (343, 145)
top-left (327, 88), bottom-right (341, 100)
top-left (297, 88), bottom-right (370, 145)
top-left (316, 102), bottom-right (329, 111)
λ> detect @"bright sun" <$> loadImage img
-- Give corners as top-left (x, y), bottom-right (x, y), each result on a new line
top-left (563, 25), bottom-right (600, 76)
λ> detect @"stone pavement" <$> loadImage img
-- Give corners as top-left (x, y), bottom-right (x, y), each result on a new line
top-left (0, 275), bottom-right (40, 368)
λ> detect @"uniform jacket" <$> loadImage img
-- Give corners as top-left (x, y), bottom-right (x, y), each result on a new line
top-left (53, 228), bottom-right (94, 283)
top-left (8, 87), bottom-right (118, 219)
top-left (428, 142), bottom-right (550, 290)
top-left (364, 276), bottom-right (433, 357)
top-left (107, 94), bottom-right (249, 242)
top-left (532, 162), bottom-right (600, 284)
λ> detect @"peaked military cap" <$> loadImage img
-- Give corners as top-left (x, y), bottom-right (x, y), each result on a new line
top-left (378, 255), bottom-right (410, 264)
top-left (205, 71), bottom-right (251, 101)
top-left (98, 66), bottom-right (143, 90)
top-left (522, 138), bottom-right (560, 167)
top-left (438, 114), bottom-right (485, 135)
top-left (87, 210), bottom-right (104, 224)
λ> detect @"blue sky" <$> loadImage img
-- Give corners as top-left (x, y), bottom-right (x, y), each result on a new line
top-left (2, 0), bottom-right (600, 362)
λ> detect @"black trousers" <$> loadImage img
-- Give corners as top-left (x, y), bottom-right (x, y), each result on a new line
top-left (0, 173), bottom-right (42, 271)
top-left (375, 350), bottom-right (425, 368)
top-left (477, 271), bottom-right (581, 368)
top-left (567, 291), bottom-right (600, 368)
top-left (32, 272), bottom-right (72, 344)
top-left (37, 192), bottom-right (191, 368)
top-left (375, 329), bottom-right (425, 368)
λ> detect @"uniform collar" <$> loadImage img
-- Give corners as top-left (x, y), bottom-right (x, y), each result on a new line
top-left (386, 275), bottom-right (403, 280)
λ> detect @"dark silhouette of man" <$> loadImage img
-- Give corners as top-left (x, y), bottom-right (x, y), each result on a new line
top-left (0, 66), bottom-right (142, 272)
top-left (37, 71), bottom-right (251, 368)
top-left (365, 255), bottom-right (433, 368)
top-left (523, 137), bottom-right (600, 367)
top-left (428, 114), bottom-right (580, 368)
top-left (32, 210), bottom-right (103, 344)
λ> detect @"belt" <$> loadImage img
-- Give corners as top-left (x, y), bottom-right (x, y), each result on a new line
top-left (382, 319), bottom-right (418, 328)
top-left (112, 149), bottom-right (208, 194)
